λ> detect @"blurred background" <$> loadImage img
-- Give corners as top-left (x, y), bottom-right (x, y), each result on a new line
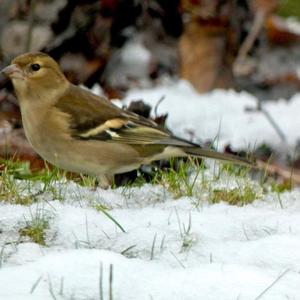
top-left (1, 0), bottom-right (300, 181)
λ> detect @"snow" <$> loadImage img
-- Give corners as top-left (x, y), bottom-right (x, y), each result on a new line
top-left (104, 38), bottom-right (152, 88)
top-left (272, 16), bottom-right (300, 36)
top-left (1, 176), bottom-right (300, 299)
top-left (1, 82), bottom-right (300, 299)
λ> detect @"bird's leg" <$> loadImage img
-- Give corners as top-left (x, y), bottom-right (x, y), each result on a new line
top-left (97, 174), bottom-right (114, 189)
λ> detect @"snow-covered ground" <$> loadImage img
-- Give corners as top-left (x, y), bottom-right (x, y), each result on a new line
top-left (1, 83), bottom-right (300, 299)
top-left (1, 176), bottom-right (300, 300)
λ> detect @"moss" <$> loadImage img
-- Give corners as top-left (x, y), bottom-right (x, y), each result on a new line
top-left (277, 0), bottom-right (300, 20)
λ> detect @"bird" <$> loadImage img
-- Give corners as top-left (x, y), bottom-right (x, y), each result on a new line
top-left (1, 52), bottom-right (253, 188)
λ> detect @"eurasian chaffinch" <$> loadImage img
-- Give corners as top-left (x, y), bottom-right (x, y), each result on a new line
top-left (1, 52), bottom-right (252, 188)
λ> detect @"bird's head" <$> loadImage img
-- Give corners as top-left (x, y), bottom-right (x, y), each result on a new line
top-left (1, 52), bottom-right (68, 102)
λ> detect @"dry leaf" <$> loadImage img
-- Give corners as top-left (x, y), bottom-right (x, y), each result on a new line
top-left (179, 20), bottom-right (233, 93)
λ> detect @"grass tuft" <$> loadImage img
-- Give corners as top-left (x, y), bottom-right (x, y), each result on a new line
top-left (94, 204), bottom-right (126, 233)
top-left (270, 180), bottom-right (292, 193)
top-left (154, 158), bottom-right (204, 198)
top-left (19, 211), bottom-right (49, 245)
top-left (0, 159), bottom-right (67, 204)
top-left (220, 162), bottom-right (252, 178)
top-left (209, 185), bottom-right (259, 206)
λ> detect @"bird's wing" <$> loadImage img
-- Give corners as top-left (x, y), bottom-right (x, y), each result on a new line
top-left (55, 84), bottom-right (193, 148)
top-left (55, 84), bottom-right (253, 166)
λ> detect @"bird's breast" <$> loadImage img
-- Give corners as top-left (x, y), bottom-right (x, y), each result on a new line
top-left (20, 103), bottom-right (70, 160)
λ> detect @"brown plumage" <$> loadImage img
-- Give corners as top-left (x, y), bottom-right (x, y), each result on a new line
top-left (1, 52), bottom-right (253, 188)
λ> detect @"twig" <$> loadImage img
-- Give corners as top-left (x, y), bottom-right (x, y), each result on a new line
top-left (25, 0), bottom-right (36, 52)
top-left (258, 104), bottom-right (287, 143)
top-left (154, 96), bottom-right (165, 118)
top-left (121, 244), bottom-right (136, 256)
top-left (254, 269), bottom-right (290, 300)
top-left (150, 233), bottom-right (157, 260)
top-left (30, 275), bottom-right (43, 294)
top-left (233, 10), bottom-right (265, 76)
top-left (170, 251), bottom-right (185, 268)
top-left (237, 11), bottom-right (265, 61)
top-left (47, 274), bottom-right (57, 300)
top-left (242, 223), bottom-right (250, 241)
top-left (99, 262), bottom-right (103, 300)
top-left (59, 277), bottom-right (64, 296)
top-left (109, 264), bottom-right (113, 300)
top-left (247, 103), bottom-right (287, 143)
top-left (160, 234), bottom-right (166, 252)
top-left (257, 160), bottom-right (300, 185)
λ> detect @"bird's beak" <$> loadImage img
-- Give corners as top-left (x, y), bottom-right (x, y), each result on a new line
top-left (1, 64), bottom-right (24, 79)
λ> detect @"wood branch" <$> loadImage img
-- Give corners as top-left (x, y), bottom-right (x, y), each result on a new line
top-left (256, 159), bottom-right (300, 185)
top-left (233, 10), bottom-right (265, 76)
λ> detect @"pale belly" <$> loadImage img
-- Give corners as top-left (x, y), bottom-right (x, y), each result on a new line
top-left (28, 133), bottom-right (142, 176)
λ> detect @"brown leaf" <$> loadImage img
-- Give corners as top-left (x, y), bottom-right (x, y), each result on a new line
top-left (0, 128), bottom-right (45, 171)
top-left (179, 20), bottom-right (234, 92)
top-left (266, 16), bottom-right (300, 45)
top-left (250, 0), bottom-right (278, 15)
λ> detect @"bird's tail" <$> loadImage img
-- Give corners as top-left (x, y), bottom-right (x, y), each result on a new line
top-left (182, 146), bottom-right (254, 167)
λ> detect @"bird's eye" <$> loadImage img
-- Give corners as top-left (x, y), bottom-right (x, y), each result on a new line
top-left (30, 63), bottom-right (40, 71)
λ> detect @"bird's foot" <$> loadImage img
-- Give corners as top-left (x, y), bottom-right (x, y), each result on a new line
top-left (97, 174), bottom-right (114, 190)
